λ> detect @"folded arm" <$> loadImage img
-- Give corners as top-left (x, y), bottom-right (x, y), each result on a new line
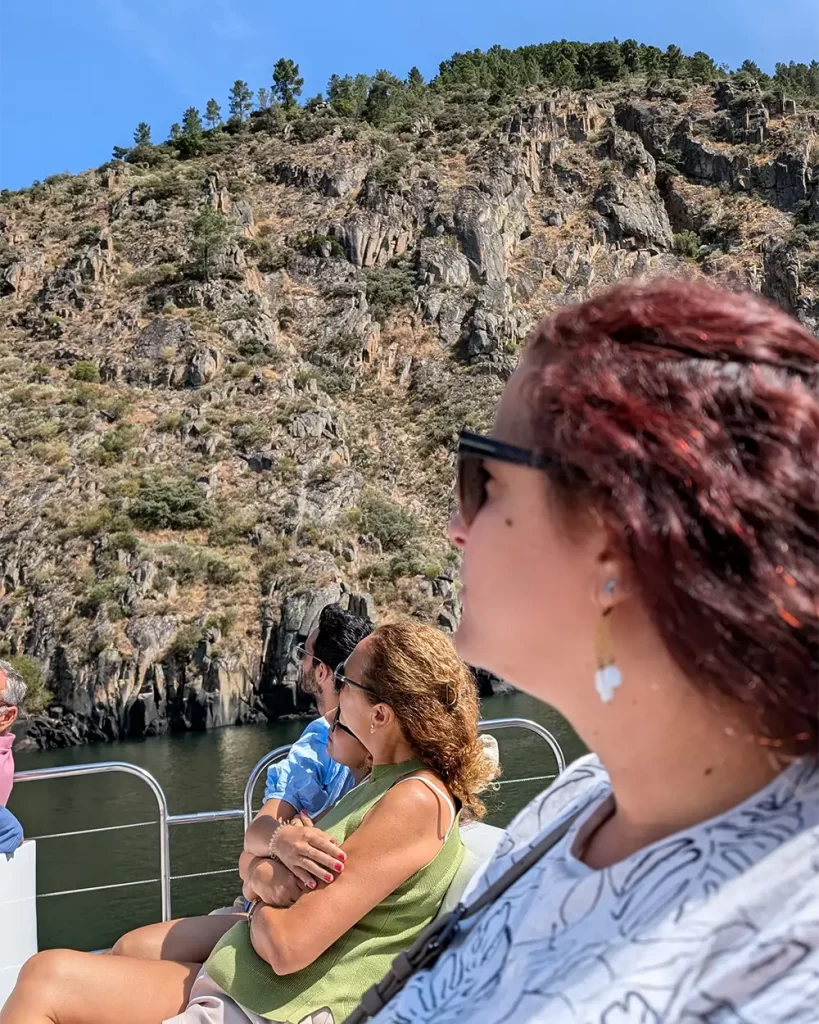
top-left (249, 779), bottom-right (451, 975)
top-left (238, 851), bottom-right (304, 908)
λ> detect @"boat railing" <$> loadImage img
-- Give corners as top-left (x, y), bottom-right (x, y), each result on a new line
top-left (12, 717), bottom-right (566, 928)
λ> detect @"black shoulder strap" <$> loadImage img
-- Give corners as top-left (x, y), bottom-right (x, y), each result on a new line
top-left (345, 806), bottom-right (583, 1023)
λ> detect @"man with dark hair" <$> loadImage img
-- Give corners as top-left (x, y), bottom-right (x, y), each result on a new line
top-left (242, 604), bottom-right (372, 858)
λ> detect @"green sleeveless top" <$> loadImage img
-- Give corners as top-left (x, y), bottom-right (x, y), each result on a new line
top-left (205, 758), bottom-right (464, 1023)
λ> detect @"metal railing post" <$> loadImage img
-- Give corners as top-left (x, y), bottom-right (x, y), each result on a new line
top-left (13, 761), bottom-right (173, 921)
top-left (242, 744), bottom-right (292, 829)
top-left (478, 717), bottom-right (567, 774)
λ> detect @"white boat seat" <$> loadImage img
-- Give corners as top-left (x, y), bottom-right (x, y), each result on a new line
top-left (0, 841), bottom-right (37, 1008)
top-left (436, 821), bottom-right (506, 920)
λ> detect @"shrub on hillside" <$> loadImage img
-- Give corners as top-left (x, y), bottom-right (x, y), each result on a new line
top-left (5, 655), bottom-right (50, 714)
top-left (130, 478), bottom-right (213, 531)
top-left (349, 489), bottom-right (421, 551)
top-left (70, 361), bottom-right (100, 383)
top-left (673, 230), bottom-right (700, 258)
top-left (171, 623), bottom-right (204, 659)
top-left (364, 256), bottom-right (416, 324)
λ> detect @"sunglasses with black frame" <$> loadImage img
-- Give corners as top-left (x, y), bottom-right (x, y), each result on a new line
top-left (328, 706), bottom-right (361, 742)
top-left (332, 660), bottom-right (384, 701)
top-left (456, 429), bottom-right (551, 527)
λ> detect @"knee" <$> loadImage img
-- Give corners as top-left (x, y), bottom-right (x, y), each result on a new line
top-left (17, 947), bottom-right (74, 986)
top-left (111, 930), bottom-right (139, 957)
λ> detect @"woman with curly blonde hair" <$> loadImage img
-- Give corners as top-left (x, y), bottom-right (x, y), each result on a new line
top-left (3, 621), bottom-right (495, 1024)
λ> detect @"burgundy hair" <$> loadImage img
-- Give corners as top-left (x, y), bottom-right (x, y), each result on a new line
top-left (523, 278), bottom-right (819, 755)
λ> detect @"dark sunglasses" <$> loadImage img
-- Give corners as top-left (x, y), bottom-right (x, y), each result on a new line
top-left (457, 429), bottom-right (551, 527)
top-left (329, 707), bottom-right (360, 742)
top-left (333, 660), bottom-right (383, 701)
top-left (292, 643), bottom-right (332, 672)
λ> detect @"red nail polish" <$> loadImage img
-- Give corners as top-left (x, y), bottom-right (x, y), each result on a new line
top-left (309, 881), bottom-right (316, 889)
top-left (335, 862), bottom-right (343, 871)
top-left (325, 873), bottom-right (333, 882)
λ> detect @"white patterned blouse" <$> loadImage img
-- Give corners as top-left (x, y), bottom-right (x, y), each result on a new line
top-left (371, 752), bottom-right (819, 1023)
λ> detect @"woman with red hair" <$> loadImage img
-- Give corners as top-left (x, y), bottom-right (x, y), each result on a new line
top-left (359, 279), bottom-right (819, 1023)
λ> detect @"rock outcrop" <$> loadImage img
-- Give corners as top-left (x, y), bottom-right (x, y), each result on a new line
top-left (1, 68), bottom-right (817, 748)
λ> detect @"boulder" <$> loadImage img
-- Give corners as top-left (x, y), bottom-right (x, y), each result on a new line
top-left (133, 317), bottom-right (192, 360)
top-left (604, 127), bottom-right (657, 180)
top-left (418, 237), bottom-right (471, 288)
top-left (453, 186), bottom-right (508, 284)
top-left (184, 346), bottom-right (223, 387)
top-left (0, 257), bottom-right (44, 297)
top-left (246, 451), bottom-right (277, 472)
top-left (594, 178), bottom-right (672, 250)
top-left (289, 409), bottom-right (339, 439)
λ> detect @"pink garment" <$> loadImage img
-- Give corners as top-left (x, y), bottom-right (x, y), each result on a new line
top-left (0, 734), bottom-right (14, 807)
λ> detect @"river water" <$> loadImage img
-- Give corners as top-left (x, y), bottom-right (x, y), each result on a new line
top-left (8, 691), bottom-right (584, 953)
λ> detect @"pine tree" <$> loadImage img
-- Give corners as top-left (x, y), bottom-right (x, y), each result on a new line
top-left (191, 206), bottom-right (232, 282)
top-left (595, 41), bottom-right (624, 82)
top-left (620, 39), bottom-right (641, 73)
top-left (736, 58), bottom-right (773, 89)
top-left (363, 70), bottom-right (403, 125)
top-left (169, 123), bottom-right (181, 141)
top-left (178, 107), bottom-right (204, 158)
top-left (551, 56), bottom-right (578, 89)
top-left (407, 66), bottom-right (424, 90)
top-left (665, 44), bottom-right (685, 78)
top-left (641, 46), bottom-right (664, 78)
top-left (229, 80), bottom-right (253, 122)
top-left (257, 87), bottom-right (271, 111)
top-left (327, 73), bottom-right (370, 117)
top-left (205, 98), bottom-right (222, 130)
top-left (576, 50), bottom-right (596, 89)
top-left (133, 122), bottom-right (152, 147)
top-left (272, 58), bottom-right (304, 108)
top-left (688, 51), bottom-right (718, 83)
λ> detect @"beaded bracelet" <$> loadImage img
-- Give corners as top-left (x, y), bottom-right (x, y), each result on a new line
top-left (267, 819), bottom-right (284, 862)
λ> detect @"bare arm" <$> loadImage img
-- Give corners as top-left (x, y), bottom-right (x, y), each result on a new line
top-left (243, 798), bottom-right (298, 858)
top-left (239, 850), bottom-right (304, 908)
top-left (249, 780), bottom-right (452, 975)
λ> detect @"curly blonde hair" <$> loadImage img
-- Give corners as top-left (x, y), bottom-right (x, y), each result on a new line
top-left (361, 621), bottom-right (498, 819)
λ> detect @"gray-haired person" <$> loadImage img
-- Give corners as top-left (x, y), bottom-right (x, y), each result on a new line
top-left (0, 659), bottom-right (27, 808)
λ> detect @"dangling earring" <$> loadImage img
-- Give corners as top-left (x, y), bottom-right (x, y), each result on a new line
top-left (594, 581), bottom-right (622, 703)
top-left (370, 722), bottom-right (375, 734)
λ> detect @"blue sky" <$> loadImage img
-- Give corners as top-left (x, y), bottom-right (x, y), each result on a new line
top-left (1, 0), bottom-right (818, 190)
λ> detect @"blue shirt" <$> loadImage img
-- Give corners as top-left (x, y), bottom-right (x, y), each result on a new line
top-left (0, 806), bottom-right (23, 854)
top-left (263, 717), bottom-right (355, 818)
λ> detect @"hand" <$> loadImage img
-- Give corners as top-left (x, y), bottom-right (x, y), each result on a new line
top-left (247, 857), bottom-right (305, 908)
top-left (271, 817), bottom-right (346, 887)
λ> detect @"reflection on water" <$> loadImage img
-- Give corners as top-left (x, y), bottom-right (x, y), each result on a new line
top-left (9, 691), bottom-right (585, 951)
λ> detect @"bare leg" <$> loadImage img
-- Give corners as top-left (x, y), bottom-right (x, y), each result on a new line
top-left (111, 914), bottom-right (245, 963)
top-left (0, 948), bottom-right (199, 1024)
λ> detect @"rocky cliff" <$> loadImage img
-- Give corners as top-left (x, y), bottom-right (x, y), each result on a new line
top-left (1, 57), bottom-right (817, 747)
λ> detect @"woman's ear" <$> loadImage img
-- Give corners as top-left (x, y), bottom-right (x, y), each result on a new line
top-left (372, 703), bottom-right (392, 730)
top-left (592, 523), bottom-right (632, 611)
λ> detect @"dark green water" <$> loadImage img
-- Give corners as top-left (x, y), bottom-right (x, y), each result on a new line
top-left (8, 692), bottom-right (584, 952)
